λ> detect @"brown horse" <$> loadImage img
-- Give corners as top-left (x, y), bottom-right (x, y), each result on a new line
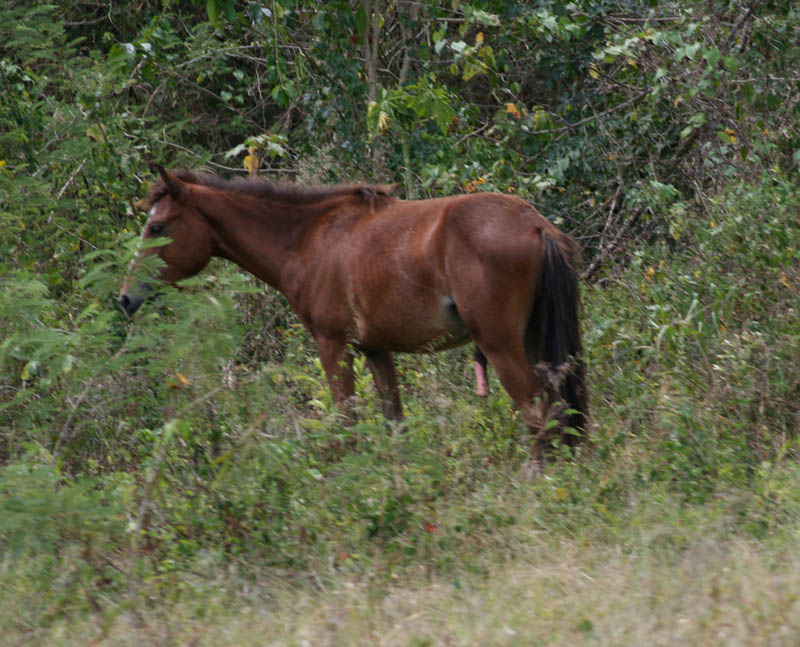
top-left (120, 166), bottom-right (588, 443)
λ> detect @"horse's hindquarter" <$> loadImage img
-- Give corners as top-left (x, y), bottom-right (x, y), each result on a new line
top-left (345, 194), bottom-right (547, 352)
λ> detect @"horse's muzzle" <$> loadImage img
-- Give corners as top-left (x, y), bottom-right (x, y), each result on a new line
top-left (119, 282), bottom-right (152, 317)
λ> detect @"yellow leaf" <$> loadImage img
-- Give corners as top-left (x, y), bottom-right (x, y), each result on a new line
top-left (378, 110), bottom-right (390, 134)
top-left (176, 372), bottom-right (190, 386)
top-left (780, 272), bottom-right (791, 289)
top-left (588, 65), bottom-right (599, 79)
top-left (504, 102), bottom-right (522, 119)
top-left (244, 148), bottom-right (260, 176)
top-left (475, 31), bottom-right (484, 46)
top-left (21, 361), bottom-right (35, 381)
top-left (0, 160), bottom-right (6, 168)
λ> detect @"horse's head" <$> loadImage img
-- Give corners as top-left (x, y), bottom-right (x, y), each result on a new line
top-left (119, 165), bottom-right (215, 317)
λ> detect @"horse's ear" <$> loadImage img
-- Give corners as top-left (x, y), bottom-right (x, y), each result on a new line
top-left (150, 163), bottom-right (181, 198)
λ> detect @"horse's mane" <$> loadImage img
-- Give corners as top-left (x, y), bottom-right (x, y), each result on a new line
top-left (144, 169), bottom-right (395, 208)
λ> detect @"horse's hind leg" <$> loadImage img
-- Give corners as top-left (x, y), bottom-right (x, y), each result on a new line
top-left (364, 350), bottom-right (403, 421)
top-left (456, 298), bottom-right (549, 435)
top-left (478, 339), bottom-right (547, 433)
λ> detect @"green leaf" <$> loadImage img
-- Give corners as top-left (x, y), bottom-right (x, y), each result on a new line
top-left (450, 40), bottom-right (468, 54)
top-left (467, 8), bottom-right (500, 26)
top-left (702, 47), bottom-right (719, 67)
top-left (206, 0), bottom-right (221, 29)
top-left (355, 5), bottom-right (367, 35)
top-left (221, 0), bottom-right (236, 23)
top-left (248, 2), bottom-right (270, 24)
top-left (722, 56), bottom-right (738, 72)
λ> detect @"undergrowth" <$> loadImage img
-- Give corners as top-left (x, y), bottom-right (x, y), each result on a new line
top-left (1, 174), bottom-right (798, 644)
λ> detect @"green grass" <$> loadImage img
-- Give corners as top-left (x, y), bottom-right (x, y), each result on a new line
top-left (4, 460), bottom-right (800, 646)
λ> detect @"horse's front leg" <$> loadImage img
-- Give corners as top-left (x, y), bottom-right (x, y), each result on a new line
top-left (364, 350), bottom-right (403, 422)
top-left (315, 335), bottom-right (356, 423)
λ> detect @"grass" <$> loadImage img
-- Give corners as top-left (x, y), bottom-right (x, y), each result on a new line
top-left (5, 461), bottom-right (800, 646)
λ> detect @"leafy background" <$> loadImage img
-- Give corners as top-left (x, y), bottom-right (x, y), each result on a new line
top-left (1, 1), bottom-right (799, 644)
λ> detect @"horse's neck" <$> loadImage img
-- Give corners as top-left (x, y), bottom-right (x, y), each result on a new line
top-left (202, 192), bottom-right (316, 289)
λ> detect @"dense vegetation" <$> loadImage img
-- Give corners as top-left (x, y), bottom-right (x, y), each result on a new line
top-left (1, 1), bottom-right (798, 644)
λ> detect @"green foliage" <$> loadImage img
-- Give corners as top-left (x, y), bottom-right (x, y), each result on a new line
top-left (0, 461), bottom-right (125, 556)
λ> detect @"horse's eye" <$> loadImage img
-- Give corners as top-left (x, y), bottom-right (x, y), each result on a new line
top-left (149, 223), bottom-right (167, 237)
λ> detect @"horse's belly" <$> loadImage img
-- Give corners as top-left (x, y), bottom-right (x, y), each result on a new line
top-left (352, 294), bottom-right (470, 353)
top-left (356, 320), bottom-right (470, 353)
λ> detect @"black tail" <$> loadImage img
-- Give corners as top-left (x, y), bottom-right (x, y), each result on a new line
top-left (526, 232), bottom-right (588, 438)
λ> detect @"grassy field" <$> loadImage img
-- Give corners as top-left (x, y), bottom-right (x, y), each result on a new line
top-left (4, 457), bottom-right (800, 646)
